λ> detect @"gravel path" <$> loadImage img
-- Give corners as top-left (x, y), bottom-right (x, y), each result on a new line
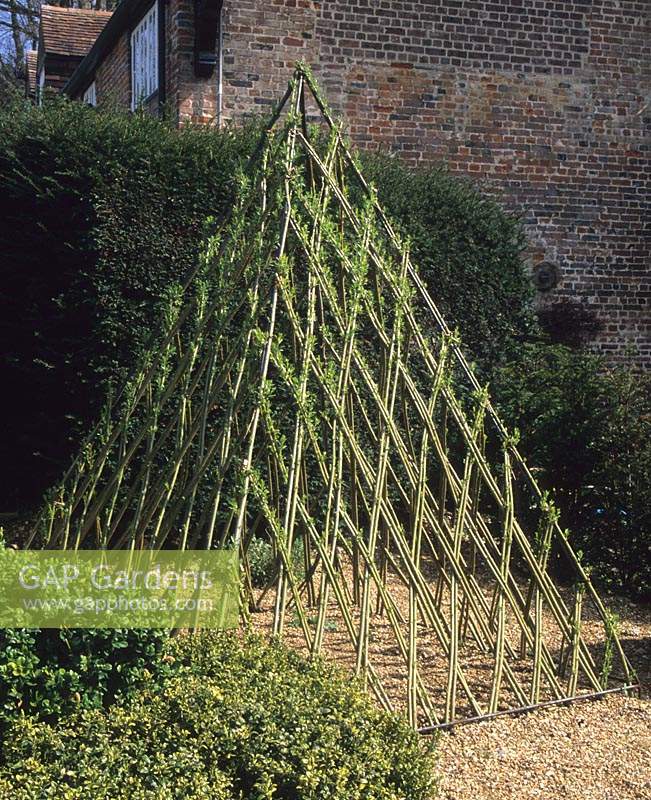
top-left (436, 694), bottom-right (650, 800)
top-left (245, 553), bottom-right (651, 800)
top-left (249, 571), bottom-right (651, 800)
top-left (435, 593), bottom-right (651, 800)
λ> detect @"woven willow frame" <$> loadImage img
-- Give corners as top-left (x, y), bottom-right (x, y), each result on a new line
top-left (27, 66), bottom-right (634, 727)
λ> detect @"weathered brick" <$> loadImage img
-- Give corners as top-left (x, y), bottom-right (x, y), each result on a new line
top-left (217, 2), bottom-right (650, 366)
top-left (79, 0), bottom-right (651, 367)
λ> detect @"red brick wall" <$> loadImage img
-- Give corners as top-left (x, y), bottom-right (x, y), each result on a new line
top-left (167, 0), bottom-right (220, 125)
top-left (95, 29), bottom-right (130, 107)
top-left (220, 0), bottom-right (651, 367)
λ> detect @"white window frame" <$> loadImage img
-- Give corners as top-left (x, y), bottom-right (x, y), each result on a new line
top-left (83, 81), bottom-right (97, 107)
top-left (37, 66), bottom-right (45, 105)
top-left (131, 3), bottom-right (158, 110)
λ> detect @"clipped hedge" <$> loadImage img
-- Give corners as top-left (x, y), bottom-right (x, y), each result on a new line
top-left (0, 633), bottom-right (437, 800)
top-left (0, 97), bottom-right (257, 508)
top-left (363, 156), bottom-right (535, 368)
top-left (0, 97), bottom-right (535, 511)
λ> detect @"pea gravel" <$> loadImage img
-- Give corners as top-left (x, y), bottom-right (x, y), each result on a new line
top-left (435, 694), bottom-right (650, 800)
top-left (251, 576), bottom-right (651, 800)
top-left (435, 593), bottom-right (651, 800)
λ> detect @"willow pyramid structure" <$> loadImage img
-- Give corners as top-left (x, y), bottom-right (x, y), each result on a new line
top-left (29, 67), bottom-right (634, 727)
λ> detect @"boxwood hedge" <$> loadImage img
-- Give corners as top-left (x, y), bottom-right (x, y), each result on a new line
top-left (0, 633), bottom-right (437, 800)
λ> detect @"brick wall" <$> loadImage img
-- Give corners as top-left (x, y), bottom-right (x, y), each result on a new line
top-left (220, 0), bottom-right (651, 367)
top-left (167, 0), bottom-right (220, 125)
top-left (95, 29), bottom-right (130, 107)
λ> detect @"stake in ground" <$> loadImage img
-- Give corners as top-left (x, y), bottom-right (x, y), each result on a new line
top-left (29, 66), bottom-right (634, 727)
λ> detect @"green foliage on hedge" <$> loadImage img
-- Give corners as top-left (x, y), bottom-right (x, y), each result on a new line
top-left (0, 97), bottom-right (257, 508)
top-left (0, 627), bottom-right (174, 730)
top-left (0, 633), bottom-right (437, 800)
top-left (363, 156), bottom-right (535, 367)
top-left (0, 97), bottom-right (535, 510)
top-left (494, 344), bottom-right (651, 598)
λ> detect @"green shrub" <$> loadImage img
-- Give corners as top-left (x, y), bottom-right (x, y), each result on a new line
top-left (0, 633), bottom-right (437, 799)
top-left (0, 536), bottom-right (174, 729)
top-left (247, 536), bottom-right (276, 587)
top-left (363, 156), bottom-right (536, 369)
top-left (493, 343), bottom-right (651, 598)
top-left (0, 97), bottom-right (257, 509)
top-left (0, 627), bottom-right (175, 730)
top-left (0, 705), bottom-right (233, 800)
top-left (247, 535), bottom-right (305, 588)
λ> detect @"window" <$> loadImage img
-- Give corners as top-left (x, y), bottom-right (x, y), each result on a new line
top-left (131, 3), bottom-right (158, 109)
top-left (83, 81), bottom-right (97, 107)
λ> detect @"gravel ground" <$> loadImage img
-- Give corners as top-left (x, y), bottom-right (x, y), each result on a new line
top-left (435, 592), bottom-right (651, 800)
top-left (249, 567), bottom-right (651, 800)
top-left (435, 694), bottom-right (651, 800)
top-left (249, 560), bottom-right (649, 717)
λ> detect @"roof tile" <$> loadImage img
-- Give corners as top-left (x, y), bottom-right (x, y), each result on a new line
top-left (40, 4), bottom-right (112, 59)
top-left (25, 50), bottom-right (38, 94)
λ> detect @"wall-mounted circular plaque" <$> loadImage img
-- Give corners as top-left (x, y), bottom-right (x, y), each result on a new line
top-left (533, 261), bottom-right (559, 292)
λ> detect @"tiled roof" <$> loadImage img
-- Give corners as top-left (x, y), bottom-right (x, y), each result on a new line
top-left (25, 50), bottom-right (38, 95)
top-left (40, 4), bottom-right (113, 59)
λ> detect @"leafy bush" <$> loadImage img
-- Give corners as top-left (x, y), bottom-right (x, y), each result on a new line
top-left (0, 633), bottom-right (437, 799)
top-left (247, 535), bottom-right (305, 588)
top-left (363, 156), bottom-right (536, 369)
top-left (494, 343), bottom-right (651, 598)
top-left (0, 97), bottom-right (257, 509)
top-left (0, 627), bottom-right (174, 730)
